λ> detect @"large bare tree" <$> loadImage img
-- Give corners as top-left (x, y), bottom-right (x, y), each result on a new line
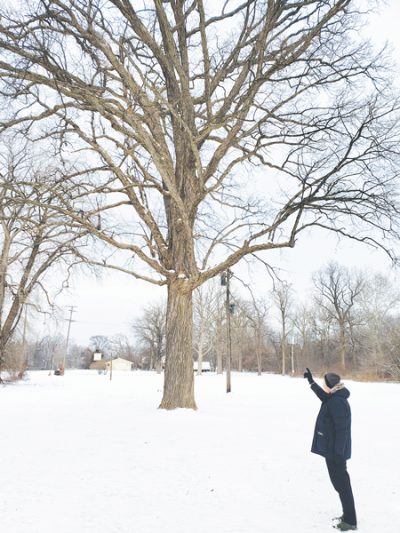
top-left (1, 1), bottom-right (400, 406)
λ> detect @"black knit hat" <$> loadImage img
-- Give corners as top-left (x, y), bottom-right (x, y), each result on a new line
top-left (324, 372), bottom-right (341, 389)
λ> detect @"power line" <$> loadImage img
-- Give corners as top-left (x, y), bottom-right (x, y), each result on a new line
top-left (73, 309), bottom-right (134, 317)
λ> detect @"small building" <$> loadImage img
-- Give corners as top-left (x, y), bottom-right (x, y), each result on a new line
top-left (193, 361), bottom-right (211, 372)
top-left (109, 358), bottom-right (134, 371)
top-left (89, 358), bottom-right (133, 371)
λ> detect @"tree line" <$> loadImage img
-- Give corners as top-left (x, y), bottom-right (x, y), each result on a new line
top-left (4, 261), bottom-right (399, 382)
top-left (134, 263), bottom-right (400, 381)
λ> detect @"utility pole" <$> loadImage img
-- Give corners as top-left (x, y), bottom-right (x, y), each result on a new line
top-left (62, 306), bottom-right (76, 374)
top-left (226, 269), bottom-right (232, 393)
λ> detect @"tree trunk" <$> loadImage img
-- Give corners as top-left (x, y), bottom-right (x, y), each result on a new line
top-left (149, 344), bottom-right (154, 371)
top-left (197, 329), bottom-right (204, 376)
top-left (340, 322), bottom-right (346, 373)
top-left (159, 281), bottom-right (196, 410)
top-left (256, 333), bottom-right (262, 375)
top-left (257, 348), bottom-right (262, 376)
top-left (238, 347), bottom-right (242, 373)
top-left (0, 344), bottom-right (4, 383)
top-left (282, 320), bottom-right (286, 376)
top-left (216, 351), bottom-right (223, 374)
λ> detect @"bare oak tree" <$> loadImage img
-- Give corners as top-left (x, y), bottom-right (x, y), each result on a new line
top-left (1, 1), bottom-right (400, 405)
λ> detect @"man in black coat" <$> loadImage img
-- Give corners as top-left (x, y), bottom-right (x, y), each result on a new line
top-left (304, 368), bottom-right (357, 531)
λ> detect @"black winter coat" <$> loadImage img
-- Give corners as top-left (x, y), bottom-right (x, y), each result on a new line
top-left (310, 383), bottom-right (352, 461)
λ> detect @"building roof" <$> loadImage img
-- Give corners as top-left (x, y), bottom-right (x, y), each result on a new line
top-left (110, 358), bottom-right (133, 364)
top-left (89, 360), bottom-right (107, 370)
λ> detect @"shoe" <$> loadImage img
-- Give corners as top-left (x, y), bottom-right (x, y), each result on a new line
top-left (333, 520), bottom-right (357, 531)
top-left (332, 515), bottom-right (344, 522)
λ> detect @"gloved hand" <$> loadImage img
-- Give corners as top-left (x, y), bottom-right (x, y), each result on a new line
top-left (303, 367), bottom-right (314, 385)
top-left (335, 453), bottom-right (345, 464)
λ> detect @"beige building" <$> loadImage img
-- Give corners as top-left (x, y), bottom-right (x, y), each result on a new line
top-left (89, 357), bottom-right (133, 371)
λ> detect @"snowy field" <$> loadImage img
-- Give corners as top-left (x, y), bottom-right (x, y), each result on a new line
top-left (1, 371), bottom-right (398, 533)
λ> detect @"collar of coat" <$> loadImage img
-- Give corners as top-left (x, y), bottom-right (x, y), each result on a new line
top-left (330, 382), bottom-right (345, 394)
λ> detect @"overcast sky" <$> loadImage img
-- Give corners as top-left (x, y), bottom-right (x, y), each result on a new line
top-left (35, 0), bottom-right (400, 348)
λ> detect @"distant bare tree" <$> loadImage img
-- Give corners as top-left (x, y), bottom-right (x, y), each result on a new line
top-left (193, 279), bottom-right (222, 375)
top-left (89, 335), bottom-right (110, 357)
top-left (245, 298), bottom-right (270, 375)
top-left (294, 303), bottom-right (314, 370)
top-left (32, 334), bottom-right (66, 370)
top-left (69, 345), bottom-right (92, 369)
top-left (271, 282), bottom-right (295, 375)
top-left (109, 334), bottom-right (136, 364)
top-left (2, 1), bottom-right (400, 405)
top-left (311, 303), bottom-right (337, 369)
top-left (359, 272), bottom-right (400, 374)
top-left (132, 302), bottom-right (166, 373)
top-left (230, 299), bottom-right (251, 373)
top-left (209, 308), bottom-right (226, 375)
top-left (380, 316), bottom-right (400, 381)
top-left (312, 262), bottom-right (365, 373)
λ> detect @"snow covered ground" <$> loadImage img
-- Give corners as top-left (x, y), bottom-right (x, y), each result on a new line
top-left (1, 371), bottom-right (398, 533)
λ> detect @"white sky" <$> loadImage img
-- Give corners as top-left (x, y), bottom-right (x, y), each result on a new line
top-left (35, 0), bottom-right (400, 347)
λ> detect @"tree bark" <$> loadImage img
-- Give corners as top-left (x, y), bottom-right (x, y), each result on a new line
top-left (150, 346), bottom-right (154, 372)
top-left (159, 281), bottom-right (196, 410)
top-left (216, 350), bottom-right (223, 374)
top-left (257, 348), bottom-right (262, 376)
top-left (256, 333), bottom-right (262, 375)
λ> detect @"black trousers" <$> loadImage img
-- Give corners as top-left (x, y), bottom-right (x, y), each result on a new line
top-left (326, 459), bottom-right (357, 526)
